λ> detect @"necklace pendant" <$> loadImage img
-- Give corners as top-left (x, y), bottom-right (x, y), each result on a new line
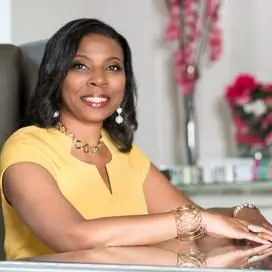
top-left (83, 144), bottom-right (90, 153)
top-left (74, 140), bottom-right (83, 149)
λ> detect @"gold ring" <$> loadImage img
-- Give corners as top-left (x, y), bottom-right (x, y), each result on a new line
top-left (248, 224), bottom-right (264, 233)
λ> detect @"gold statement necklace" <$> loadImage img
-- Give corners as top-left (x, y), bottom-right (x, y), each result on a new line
top-left (56, 122), bottom-right (103, 156)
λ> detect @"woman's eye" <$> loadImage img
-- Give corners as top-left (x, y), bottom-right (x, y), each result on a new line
top-left (106, 64), bottom-right (122, 72)
top-left (71, 63), bottom-right (88, 71)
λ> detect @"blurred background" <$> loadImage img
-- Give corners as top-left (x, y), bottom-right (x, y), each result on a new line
top-left (2, 0), bottom-right (272, 166)
top-left (2, 0), bottom-right (272, 212)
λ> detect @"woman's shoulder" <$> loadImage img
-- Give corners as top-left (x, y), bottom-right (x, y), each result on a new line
top-left (0, 126), bottom-right (58, 177)
top-left (6, 125), bottom-right (45, 140)
top-left (8, 125), bottom-right (43, 137)
top-left (2, 125), bottom-right (56, 152)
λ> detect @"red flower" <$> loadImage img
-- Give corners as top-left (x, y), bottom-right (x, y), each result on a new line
top-left (261, 113), bottom-right (272, 130)
top-left (234, 115), bottom-right (248, 132)
top-left (262, 84), bottom-right (272, 92)
top-left (265, 131), bottom-right (272, 146)
top-left (225, 73), bottom-right (272, 154)
top-left (235, 132), bottom-right (264, 147)
top-left (225, 74), bottom-right (257, 105)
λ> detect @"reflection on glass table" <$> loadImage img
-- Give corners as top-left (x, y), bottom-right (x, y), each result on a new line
top-left (1, 236), bottom-right (270, 272)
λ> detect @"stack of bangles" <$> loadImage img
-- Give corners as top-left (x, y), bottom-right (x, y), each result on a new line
top-left (171, 203), bottom-right (262, 241)
top-left (171, 205), bottom-right (205, 241)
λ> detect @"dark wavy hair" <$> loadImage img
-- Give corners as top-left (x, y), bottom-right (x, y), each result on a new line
top-left (26, 18), bottom-right (138, 152)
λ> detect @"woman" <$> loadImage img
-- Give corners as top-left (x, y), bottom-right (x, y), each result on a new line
top-left (0, 18), bottom-right (271, 260)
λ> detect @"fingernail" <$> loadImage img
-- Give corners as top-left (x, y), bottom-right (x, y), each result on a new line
top-left (248, 255), bottom-right (260, 263)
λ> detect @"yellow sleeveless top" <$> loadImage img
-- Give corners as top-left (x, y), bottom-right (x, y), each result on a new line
top-left (0, 126), bottom-right (150, 260)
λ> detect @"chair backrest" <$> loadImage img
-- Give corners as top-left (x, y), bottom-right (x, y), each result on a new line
top-left (0, 41), bottom-right (46, 259)
top-left (20, 41), bottom-right (46, 103)
top-left (0, 41), bottom-right (46, 148)
top-left (0, 45), bottom-right (22, 148)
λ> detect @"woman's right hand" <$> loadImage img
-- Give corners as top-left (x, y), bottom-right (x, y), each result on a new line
top-left (201, 211), bottom-right (272, 245)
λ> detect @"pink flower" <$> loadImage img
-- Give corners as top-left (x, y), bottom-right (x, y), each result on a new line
top-left (164, 23), bottom-right (179, 40)
top-left (164, 0), bottom-right (222, 95)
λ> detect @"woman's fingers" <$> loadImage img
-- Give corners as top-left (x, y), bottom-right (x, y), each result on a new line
top-left (257, 232), bottom-right (272, 242)
top-left (242, 244), bottom-right (272, 256)
top-left (257, 225), bottom-right (272, 237)
top-left (241, 231), bottom-right (271, 245)
top-left (237, 218), bottom-right (272, 236)
top-left (248, 224), bottom-right (270, 234)
top-left (263, 222), bottom-right (272, 232)
top-left (246, 224), bottom-right (272, 241)
top-left (235, 219), bottom-right (272, 242)
top-left (247, 247), bottom-right (272, 264)
top-left (236, 219), bottom-right (249, 228)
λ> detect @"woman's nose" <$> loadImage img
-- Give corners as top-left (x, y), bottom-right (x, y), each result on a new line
top-left (87, 70), bottom-right (107, 87)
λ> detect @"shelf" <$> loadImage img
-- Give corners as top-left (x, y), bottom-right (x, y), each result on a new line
top-left (176, 181), bottom-right (272, 196)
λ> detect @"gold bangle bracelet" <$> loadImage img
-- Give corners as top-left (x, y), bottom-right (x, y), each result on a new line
top-left (172, 205), bottom-right (205, 241)
top-left (177, 249), bottom-right (206, 268)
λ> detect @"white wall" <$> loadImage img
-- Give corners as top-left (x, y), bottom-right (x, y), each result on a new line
top-left (7, 0), bottom-right (272, 165)
top-left (0, 0), bottom-right (11, 43)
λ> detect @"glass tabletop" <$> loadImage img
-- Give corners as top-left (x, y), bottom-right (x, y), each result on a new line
top-left (2, 236), bottom-right (272, 272)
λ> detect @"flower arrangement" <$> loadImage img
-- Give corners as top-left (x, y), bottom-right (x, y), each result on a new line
top-left (164, 0), bottom-right (223, 95)
top-left (225, 74), bottom-right (272, 158)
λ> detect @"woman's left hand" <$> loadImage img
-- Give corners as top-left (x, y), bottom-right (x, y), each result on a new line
top-left (234, 207), bottom-right (272, 241)
top-left (201, 211), bottom-right (272, 244)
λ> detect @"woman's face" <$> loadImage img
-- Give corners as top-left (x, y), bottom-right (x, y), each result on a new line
top-left (60, 34), bottom-right (126, 124)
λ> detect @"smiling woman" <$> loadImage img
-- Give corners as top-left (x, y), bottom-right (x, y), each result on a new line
top-left (1, 18), bottom-right (272, 261)
top-left (24, 18), bottom-right (137, 153)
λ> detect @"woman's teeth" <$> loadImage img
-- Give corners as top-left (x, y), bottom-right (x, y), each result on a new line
top-left (82, 96), bottom-right (109, 103)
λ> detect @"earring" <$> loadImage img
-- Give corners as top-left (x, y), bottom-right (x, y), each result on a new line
top-left (115, 107), bottom-right (124, 124)
top-left (53, 111), bottom-right (60, 118)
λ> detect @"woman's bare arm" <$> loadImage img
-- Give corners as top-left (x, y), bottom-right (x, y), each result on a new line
top-left (143, 164), bottom-right (197, 214)
top-left (142, 164), bottom-right (262, 221)
top-left (3, 162), bottom-right (178, 252)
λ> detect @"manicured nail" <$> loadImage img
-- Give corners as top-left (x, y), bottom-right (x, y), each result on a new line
top-left (248, 255), bottom-right (260, 263)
